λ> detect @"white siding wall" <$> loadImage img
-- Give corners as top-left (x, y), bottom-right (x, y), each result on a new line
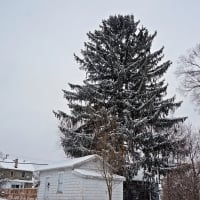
top-left (81, 178), bottom-right (107, 200)
top-left (79, 159), bottom-right (101, 170)
top-left (79, 160), bottom-right (123, 200)
top-left (81, 178), bottom-right (123, 200)
top-left (37, 159), bottom-right (123, 200)
top-left (37, 169), bottom-right (83, 200)
top-left (112, 180), bottom-right (123, 200)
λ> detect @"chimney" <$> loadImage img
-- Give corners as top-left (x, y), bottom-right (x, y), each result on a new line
top-left (14, 159), bottom-right (18, 168)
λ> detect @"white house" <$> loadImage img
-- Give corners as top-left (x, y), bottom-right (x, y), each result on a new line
top-left (36, 154), bottom-right (125, 200)
top-left (0, 159), bottom-right (35, 189)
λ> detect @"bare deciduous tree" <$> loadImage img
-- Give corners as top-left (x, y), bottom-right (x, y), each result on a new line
top-left (162, 124), bottom-right (200, 200)
top-left (176, 43), bottom-right (200, 108)
top-left (90, 107), bottom-right (125, 200)
top-left (99, 153), bottom-right (116, 200)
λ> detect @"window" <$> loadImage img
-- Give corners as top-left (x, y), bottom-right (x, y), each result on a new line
top-left (22, 171), bottom-right (25, 178)
top-left (10, 171), bottom-right (14, 177)
top-left (11, 184), bottom-right (20, 188)
top-left (57, 172), bottom-right (64, 193)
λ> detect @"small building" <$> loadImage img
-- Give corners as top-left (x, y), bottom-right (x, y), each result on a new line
top-left (0, 158), bottom-right (34, 189)
top-left (123, 170), bottom-right (160, 200)
top-left (36, 154), bottom-right (125, 200)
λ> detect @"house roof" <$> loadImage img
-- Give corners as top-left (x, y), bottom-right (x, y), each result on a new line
top-left (37, 154), bottom-right (125, 181)
top-left (0, 179), bottom-right (34, 184)
top-left (73, 169), bottom-right (125, 181)
top-left (36, 155), bottom-right (98, 172)
top-left (0, 159), bottom-right (34, 172)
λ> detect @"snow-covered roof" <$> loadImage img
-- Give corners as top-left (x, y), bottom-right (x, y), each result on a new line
top-left (0, 159), bottom-right (34, 172)
top-left (73, 169), bottom-right (125, 181)
top-left (36, 155), bottom-right (97, 172)
top-left (0, 179), bottom-right (34, 184)
top-left (133, 169), bottom-right (144, 181)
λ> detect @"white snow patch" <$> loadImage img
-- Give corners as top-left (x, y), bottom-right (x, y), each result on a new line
top-left (36, 155), bottom-right (96, 171)
top-left (0, 159), bottom-right (34, 171)
top-left (73, 169), bottom-right (125, 181)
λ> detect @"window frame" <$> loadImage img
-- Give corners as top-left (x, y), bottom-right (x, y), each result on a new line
top-left (10, 171), bottom-right (14, 177)
top-left (57, 172), bottom-right (64, 193)
top-left (22, 171), bottom-right (26, 178)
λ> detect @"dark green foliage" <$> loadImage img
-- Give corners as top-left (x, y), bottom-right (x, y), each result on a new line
top-left (55, 15), bottom-right (186, 186)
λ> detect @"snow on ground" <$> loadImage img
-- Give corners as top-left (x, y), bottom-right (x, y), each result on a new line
top-left (0, 198), bottom-right (7, 200)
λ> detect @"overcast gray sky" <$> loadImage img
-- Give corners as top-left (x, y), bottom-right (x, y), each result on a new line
top-left (0, 0), bottom-right (199, 163)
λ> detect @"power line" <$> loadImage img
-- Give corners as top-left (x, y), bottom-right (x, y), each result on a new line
top-left (0, 160), bottom-right (48, 166)
top-left (0, 152), bottom-right (58, 163)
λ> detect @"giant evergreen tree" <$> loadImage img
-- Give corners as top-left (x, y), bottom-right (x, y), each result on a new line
top-left (55, 14), bottom-right (186, 194)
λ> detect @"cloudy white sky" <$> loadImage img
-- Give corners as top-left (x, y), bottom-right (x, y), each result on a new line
top-left (0, 0), bottom-right (199, 163)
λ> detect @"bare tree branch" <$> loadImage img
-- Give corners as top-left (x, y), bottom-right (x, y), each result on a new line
top-left (176, 43), bottom-right (200, 110)
top-left (162, 124), bottom-right (200, 200)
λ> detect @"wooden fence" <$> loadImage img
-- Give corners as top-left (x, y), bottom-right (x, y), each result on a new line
top-left (0, 188), bottom-right (37, 200)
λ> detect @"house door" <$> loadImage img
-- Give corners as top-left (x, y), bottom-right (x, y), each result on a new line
top-left (44, 177), bottom-right (50, 200)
